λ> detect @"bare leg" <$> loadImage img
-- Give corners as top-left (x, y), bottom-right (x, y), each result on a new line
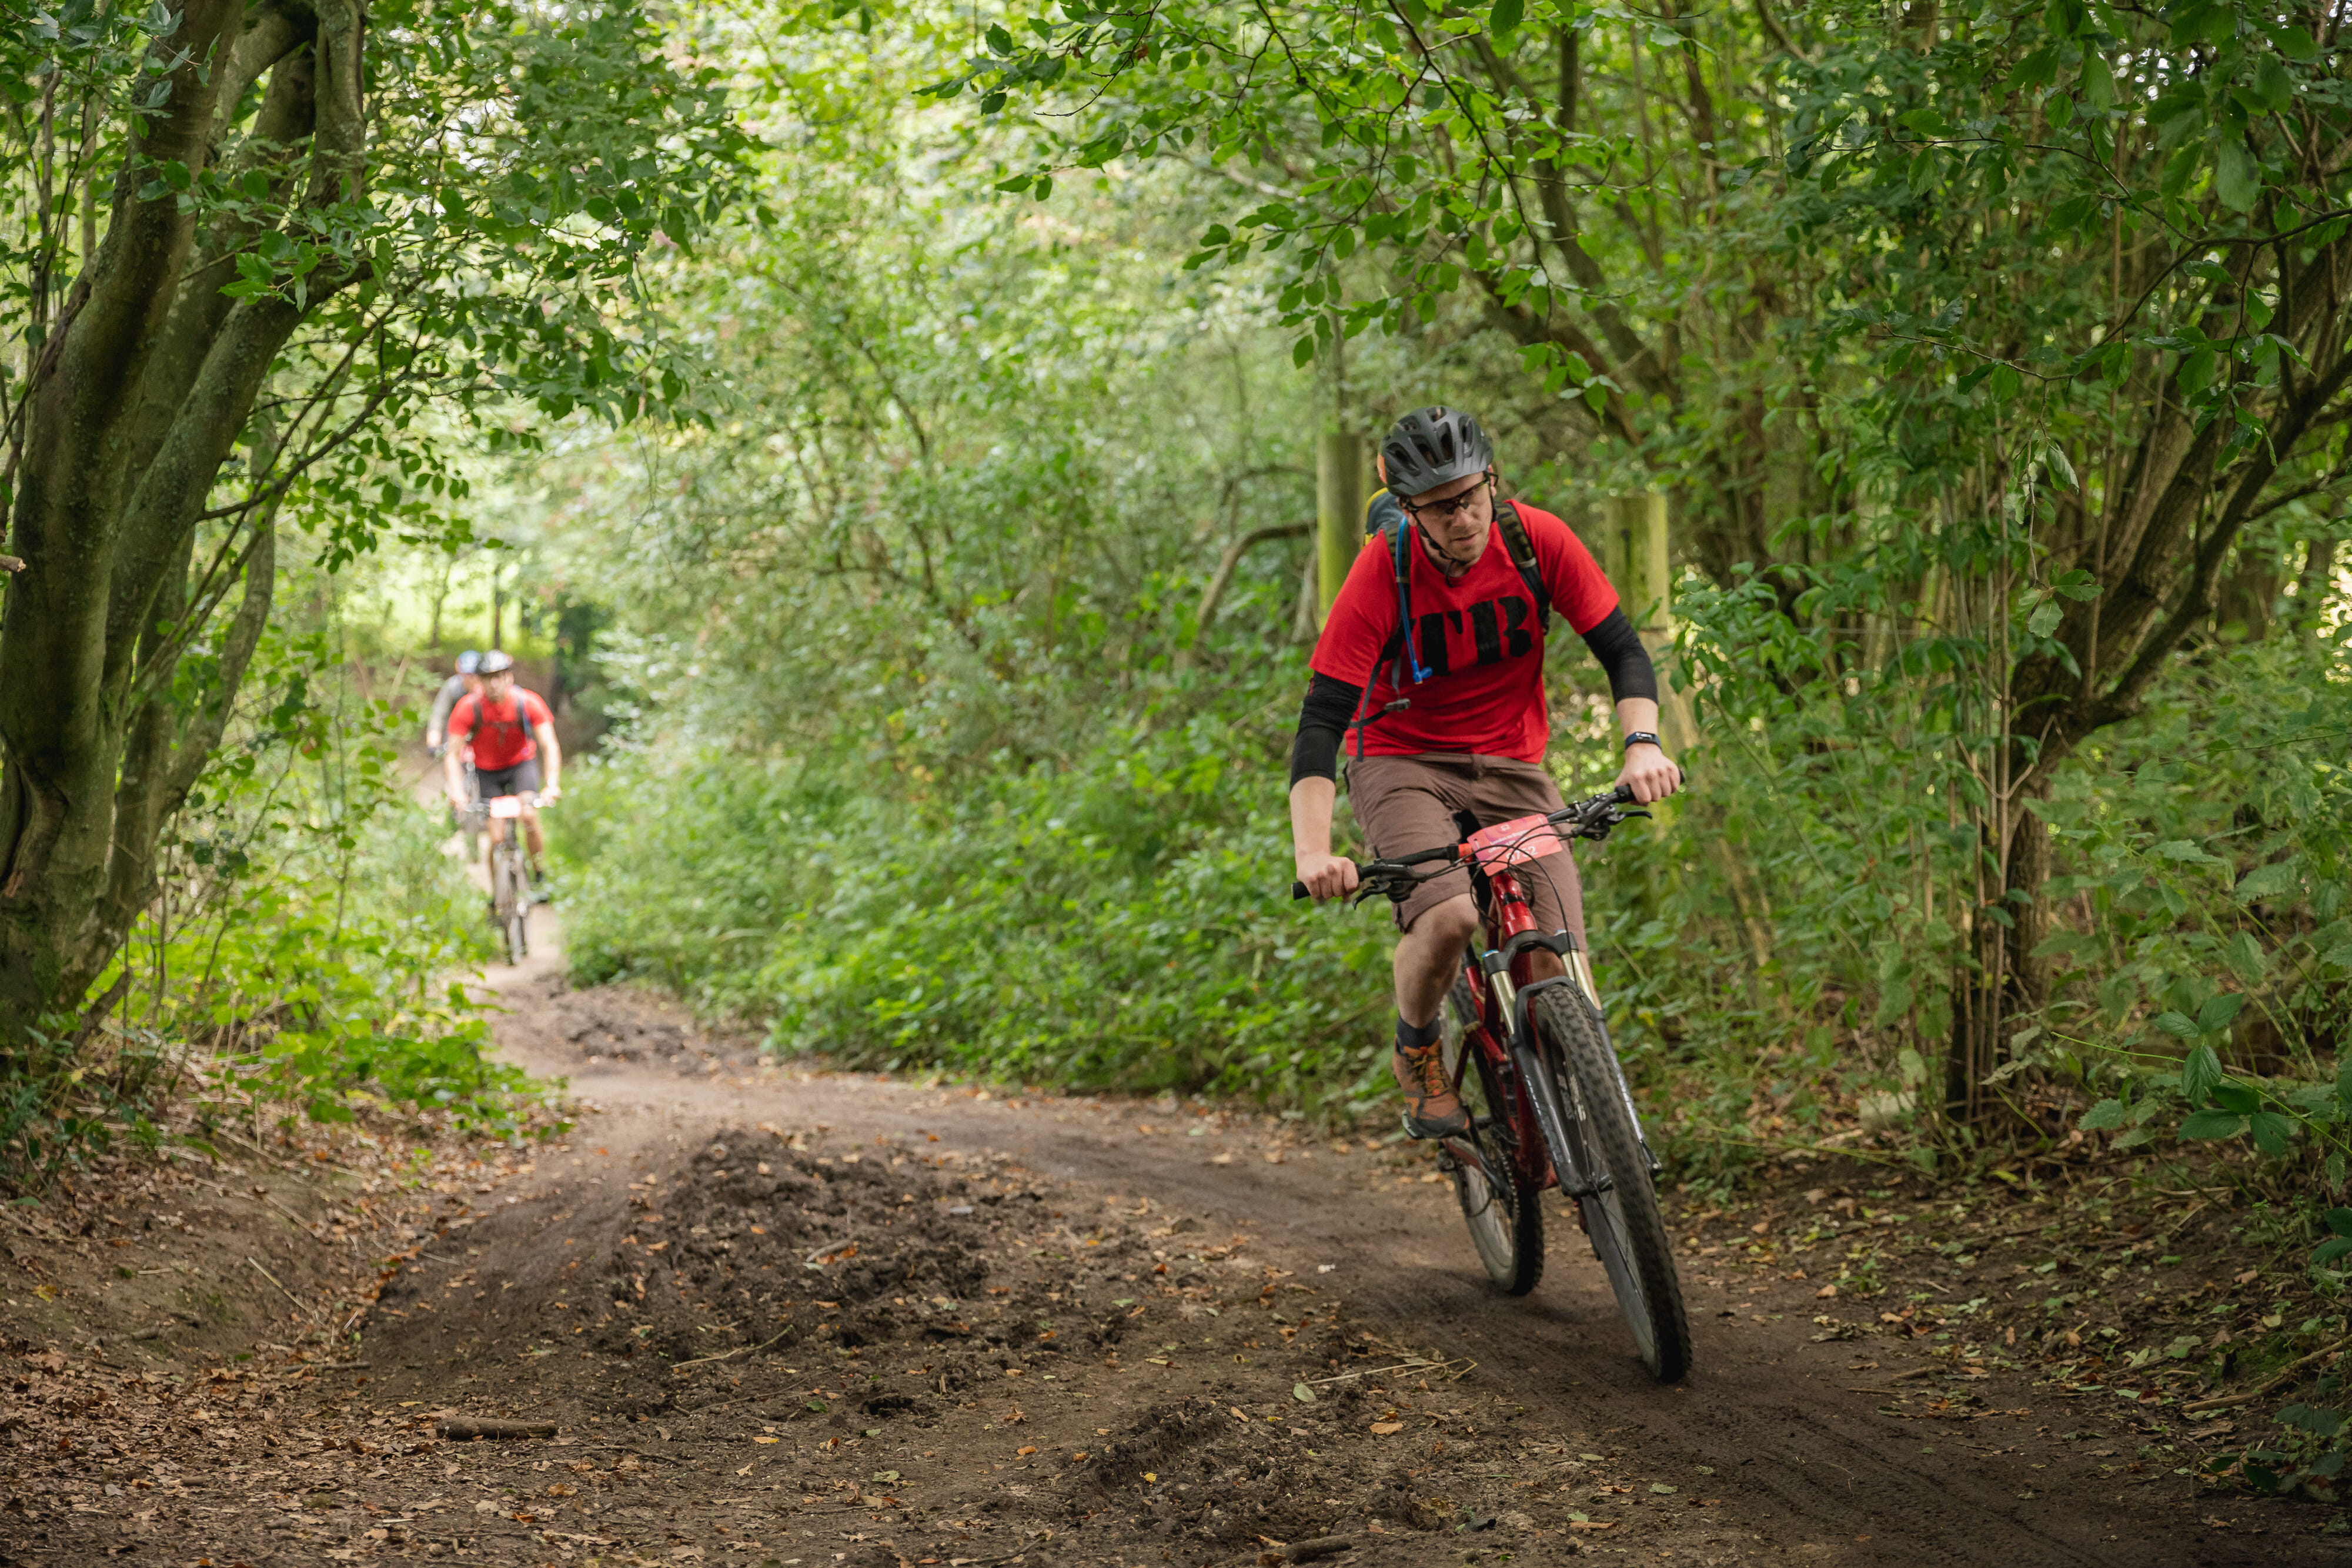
top-left (1392, 894), bottom-right (1481, 1028)
top-left (521, 808), bottom-right (544, 860)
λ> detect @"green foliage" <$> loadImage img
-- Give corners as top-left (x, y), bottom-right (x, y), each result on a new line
top-left (561, 717), bottom-right (1398, 1106)
top-left (142, 573), bottom-right (551, 1142)
top-left (2241, 1373), bottom-right (2351, 1501)
top-left (0, 550), bottom-right (552, 1189)
top-left (533, 3), bottom-right (2352, 1213)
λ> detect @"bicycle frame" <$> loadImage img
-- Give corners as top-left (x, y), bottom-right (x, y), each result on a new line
top-left (1438, 848), bottom-right (1659, 1208)
top-left (1295, 781), bottom-right (1692, 1375)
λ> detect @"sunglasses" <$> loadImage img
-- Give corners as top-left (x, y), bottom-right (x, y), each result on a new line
top-left (1402, 477), bottom-right (1492, 520)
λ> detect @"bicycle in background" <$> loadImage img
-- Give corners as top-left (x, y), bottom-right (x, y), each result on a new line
top-left (1293, 783), bottom-right (1693, 1381)
top-left (468, 791), bottom-right (549, 966)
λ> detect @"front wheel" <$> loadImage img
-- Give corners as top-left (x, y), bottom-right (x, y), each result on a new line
top-left (1441, 977), bottom-right (1544, 1296)
top-left (1528, 985), bottom-right (1692, 1382)
top-left (490, 846), bottom-right (529, 966)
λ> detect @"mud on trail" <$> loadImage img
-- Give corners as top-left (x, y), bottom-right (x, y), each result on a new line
top-left (1, 950), bottom-right (2343, 1566)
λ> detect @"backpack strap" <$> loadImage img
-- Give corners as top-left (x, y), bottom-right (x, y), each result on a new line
top-left (1346, 493), bottom-right (1551, 757)
top-left (1494, 500), bottom-right (1551, 634)
top-left (1377, 500), bottom-right (1434, 689)
top-left (1365, 494), bottom-right (1551, 684)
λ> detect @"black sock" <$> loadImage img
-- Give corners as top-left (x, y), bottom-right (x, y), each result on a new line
top-left (1395, 1014), bottom-right (1442, 1054)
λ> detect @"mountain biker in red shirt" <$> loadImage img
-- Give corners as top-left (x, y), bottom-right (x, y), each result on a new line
top-left (443, 651), bottom-right (563, 874)
top-left (1290, 407), bottom-right (1682, 1140)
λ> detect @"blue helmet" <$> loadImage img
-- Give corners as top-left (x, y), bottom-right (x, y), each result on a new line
top-left (456, 650), bottom-right (483, 674)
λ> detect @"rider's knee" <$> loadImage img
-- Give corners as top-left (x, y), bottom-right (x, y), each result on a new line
top-left (1411, 895), bottom-right (1481, 948)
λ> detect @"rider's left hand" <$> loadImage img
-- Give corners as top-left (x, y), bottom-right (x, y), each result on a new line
top-left (1616, 742), bottom-right (1682, 805)
top-left (537, 783), bottom-right (562, 804)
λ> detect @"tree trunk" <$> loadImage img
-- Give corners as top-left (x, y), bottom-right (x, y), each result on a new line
top-left (429, 555), bottom-right (453, 651)
top-left (2214, 563), bottom-right (2280, 641)
top-left (2004, 793), bottom-right (2053, 1039)
top-left (2295, 534), bottom-right (2340, 628)
top-left (1945, 788), bottom-right (2052, 1126)
top-left (1946, 892), bottom-right (2000, 1126)
top-left (0, 3), bottom-right (365, 1045)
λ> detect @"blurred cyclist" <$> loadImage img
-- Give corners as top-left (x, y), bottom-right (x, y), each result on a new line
top-left (425, 650), bottom-right (483, 755)
top-left (442, 651), bottom-right (563, 884)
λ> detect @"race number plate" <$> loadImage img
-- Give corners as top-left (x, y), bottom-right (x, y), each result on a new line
top-left (487, 795), bottom-right (526, 819)
top-left (1464, 813), bottom-right (1563, 870)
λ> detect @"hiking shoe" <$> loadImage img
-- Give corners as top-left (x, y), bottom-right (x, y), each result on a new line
top-left (1393, 1042), bottom-right (1469, 1140)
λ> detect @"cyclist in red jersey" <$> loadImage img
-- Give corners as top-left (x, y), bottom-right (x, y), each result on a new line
top-left (443, 650), bottom-right (563, 874)
top-left (1289, 407), bottom-right (1682, 1139)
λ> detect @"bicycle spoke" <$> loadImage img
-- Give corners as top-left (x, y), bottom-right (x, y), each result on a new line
top-left (1527, 985), bottom-right (1692, 1383)
top-left (1441, 977), bottom-right (1542, 1296)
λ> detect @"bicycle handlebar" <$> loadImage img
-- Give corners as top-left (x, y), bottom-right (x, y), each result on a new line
top-left (1289, 781), bottom-right (1651, 902)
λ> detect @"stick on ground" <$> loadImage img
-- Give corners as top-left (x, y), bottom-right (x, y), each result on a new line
top-left (436, 1417), bottom-right (558, 1440)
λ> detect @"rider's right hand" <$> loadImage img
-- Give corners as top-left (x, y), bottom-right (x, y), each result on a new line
top-left (1294, 851), bottom-right (1360, 902)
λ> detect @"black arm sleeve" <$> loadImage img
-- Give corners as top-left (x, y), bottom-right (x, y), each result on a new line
top-left (1288, 671), bottom-right (1365, 786)
top-left (1578, 606), bottom-right (1659, 704)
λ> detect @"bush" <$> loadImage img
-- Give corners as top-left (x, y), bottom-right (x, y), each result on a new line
top-left (559, 684), bottom-right (1404, 1112)
top-left (0, 621), bottom-right (554, 1188)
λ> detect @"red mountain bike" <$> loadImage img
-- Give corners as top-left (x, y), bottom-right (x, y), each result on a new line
top-left (1293, 783), bottom-right (1693, 1382)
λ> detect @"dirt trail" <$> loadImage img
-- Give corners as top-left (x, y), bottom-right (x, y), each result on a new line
top-left (350, 910), bottom-right (2326, 1567)
top-left (2, 900), bottom-right (2332, 1566)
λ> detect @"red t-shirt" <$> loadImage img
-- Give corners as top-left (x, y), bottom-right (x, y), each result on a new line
top-left (1310, 503), bottom-right (1618, 761)
top-left (449, 688), bottom-right (553, 772)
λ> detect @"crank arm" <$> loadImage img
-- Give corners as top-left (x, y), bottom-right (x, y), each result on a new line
top-left (1436, 1136), bottom-right (1504, 1191)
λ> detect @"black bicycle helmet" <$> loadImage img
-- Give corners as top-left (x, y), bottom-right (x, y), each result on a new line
top-left (1379, 406), bottom-right (1494, 499)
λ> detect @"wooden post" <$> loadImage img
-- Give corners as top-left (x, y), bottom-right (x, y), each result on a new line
top-left (1315, 430), bottom-right (1367, 626)
top-left (1602, 492), bottom-right (1692, 753)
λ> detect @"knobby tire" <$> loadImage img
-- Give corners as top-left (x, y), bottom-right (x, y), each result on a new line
top-left (492, 845), bottom-right (528, 967)
top-left (1441, 977), bottom-right (1544, 1296)
top-left (1528, 985), bottom-right (1693, 1383)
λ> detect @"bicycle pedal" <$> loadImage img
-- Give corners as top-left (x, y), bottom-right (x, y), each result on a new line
top-left (1398, 1112), bottom-right (1452, 1142)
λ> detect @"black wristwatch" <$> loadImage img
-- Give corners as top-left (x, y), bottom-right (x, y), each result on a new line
top-left (1623, 731), bottom-right (1662, 751)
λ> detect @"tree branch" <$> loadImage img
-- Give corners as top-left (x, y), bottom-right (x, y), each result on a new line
top-left (1188, 521), bottom-right (1309, 654)
top-left (2084, 346), bottom-right (2352, 736)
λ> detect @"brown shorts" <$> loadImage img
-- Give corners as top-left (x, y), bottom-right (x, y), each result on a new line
top-left (1342, 753), bottom-right (1585, 938)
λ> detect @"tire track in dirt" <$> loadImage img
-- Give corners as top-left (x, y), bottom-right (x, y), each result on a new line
top-left (321, 906), bottom-right (2317, 1568)
top-left (0, 906), bottom-right (2313, 1564)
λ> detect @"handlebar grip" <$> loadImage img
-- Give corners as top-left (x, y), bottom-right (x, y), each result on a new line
top-left (1291, 881), bottom-right (1309, 901)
